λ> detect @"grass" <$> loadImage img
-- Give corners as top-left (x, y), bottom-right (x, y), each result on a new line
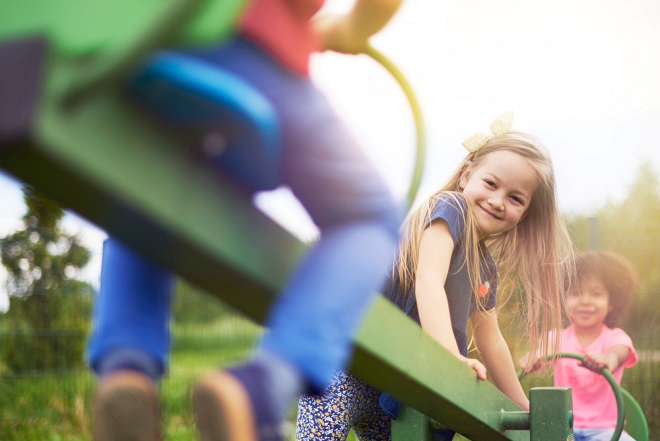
top-left (1, 314), bottom-right (657, 440)
top-left (0, 315), bottom-right (262, 441)
top-left (0, 371), bottom-right (93, 441)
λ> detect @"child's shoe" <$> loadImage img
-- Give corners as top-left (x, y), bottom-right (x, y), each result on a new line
top-left (192, 363), bottom-right (288, 441)
top-left (93, 370), bottom-right (161, 441)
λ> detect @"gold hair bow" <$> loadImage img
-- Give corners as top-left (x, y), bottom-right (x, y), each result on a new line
top-left (462, 111), bottom-right (514, 153)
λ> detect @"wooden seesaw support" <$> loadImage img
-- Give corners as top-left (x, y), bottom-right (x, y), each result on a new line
top-left (0, 2), bottom-right (574, 439)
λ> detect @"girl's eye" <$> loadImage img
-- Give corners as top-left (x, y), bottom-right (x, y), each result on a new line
top-left (510, 195), bottom-right (524, 205)
top-left (484, 179), bottom-right (496, 188)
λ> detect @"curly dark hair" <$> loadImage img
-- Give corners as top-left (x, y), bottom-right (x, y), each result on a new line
top-left (574, 251), bottom-right (638, 328)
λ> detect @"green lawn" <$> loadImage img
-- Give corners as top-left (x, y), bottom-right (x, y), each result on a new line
top-left (0, 316), bottom-right (360, 441)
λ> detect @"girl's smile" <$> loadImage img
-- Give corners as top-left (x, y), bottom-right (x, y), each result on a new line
top-left (460, 150), bottom-right (539, 238)
top-left (567, 275), bottom-right (612, 332)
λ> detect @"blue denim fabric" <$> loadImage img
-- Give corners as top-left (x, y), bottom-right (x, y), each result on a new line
top-left (87, 238), bottom-right (174, 377)
top-left (573, 428), bottom-right (635, 441)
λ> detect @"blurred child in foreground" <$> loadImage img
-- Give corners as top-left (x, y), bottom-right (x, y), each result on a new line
top-left (88, 1), bottom-right (405, 441)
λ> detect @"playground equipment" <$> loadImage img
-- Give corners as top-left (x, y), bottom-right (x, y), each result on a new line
top-left (517, 352), bottom-right (649, 441)
top-left (1, 2), bottom-right (582, 439)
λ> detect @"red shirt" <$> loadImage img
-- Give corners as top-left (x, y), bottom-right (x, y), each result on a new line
top-left (240, 0), bottom-right (324, 76)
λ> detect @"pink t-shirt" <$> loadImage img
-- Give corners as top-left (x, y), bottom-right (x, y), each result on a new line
top-left (240, 0), bottom-right (324, 76)
top-left (554, 325), bottom-right (637, 429)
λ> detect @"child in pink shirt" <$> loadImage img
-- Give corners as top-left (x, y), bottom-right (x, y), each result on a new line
top-left (521, 250), bottom-right (639, 441)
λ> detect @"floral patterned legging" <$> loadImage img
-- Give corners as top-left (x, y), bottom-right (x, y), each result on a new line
top-left (296, 371), bottom-right (390, 441)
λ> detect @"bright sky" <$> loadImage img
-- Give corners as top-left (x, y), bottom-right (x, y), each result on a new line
top-left (1, 0), bottom-right (660, 310)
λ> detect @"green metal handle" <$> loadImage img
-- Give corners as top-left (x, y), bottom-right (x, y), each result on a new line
top-left (518, 352), bottom-right (625, 441)
top-left (363, 44), bottom-right (426, 211)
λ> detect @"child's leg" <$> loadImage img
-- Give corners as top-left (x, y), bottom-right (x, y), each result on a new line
top-left (344, 374), bottom-right (391, 441)
top-left (87, 237), bottom-right (174, 379)
top-left (207, 40), bottom-right (400, 391)
top-left (243, 42), bottom-right (400, 389)
top-left (87, 238), bottom-right (174, 441)
top-left (296, 371), bottom-right (388, 441)
top-left (188, 38), bottom-right (402, 441)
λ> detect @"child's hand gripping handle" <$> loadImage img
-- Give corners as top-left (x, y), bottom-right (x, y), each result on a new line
top-left (517, 352), bottom-right (625, 441)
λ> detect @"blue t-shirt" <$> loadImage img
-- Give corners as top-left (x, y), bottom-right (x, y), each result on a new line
top-left (379, 194), bottom-right (498, 424)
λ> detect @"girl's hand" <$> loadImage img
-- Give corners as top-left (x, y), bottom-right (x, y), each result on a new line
top-left (518, 354), bottom-right (544, 373)
top-left (458, 355), bottom-right (487, 381)
top-left (312, 14), bottom-right (369, 54)
top-left (312, 0), bottom-right (403, 54)
top-left (580, 352), bottom-right (614, 373)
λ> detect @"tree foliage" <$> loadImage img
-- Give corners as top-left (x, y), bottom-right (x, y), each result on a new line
top-left (0, 186), bottom-right (93, 373)
top-left (566, 161), bottom-right (660, 337)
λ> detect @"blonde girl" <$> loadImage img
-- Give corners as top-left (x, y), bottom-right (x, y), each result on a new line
top-left (296, 119), bottom-right (575, 441)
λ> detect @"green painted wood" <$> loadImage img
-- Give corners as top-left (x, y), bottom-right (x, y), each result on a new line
top-left (529, 388), bottom-right (573, 440)
top-left (391, 405), bottom-right (434, 441)
top-left (0, 0), bottom-right (246, 109)
top-left (0, 0), bottom-right (244, 57)
top-left (1, 85), bottom-right (304, 324)
top-left (353, 300), bottom-right (529, 440)
top-left (394, 387), bottom-right (574, 440)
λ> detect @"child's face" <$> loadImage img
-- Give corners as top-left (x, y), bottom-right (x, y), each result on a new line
top-left (567, 274), bottom-right (611, 332)
top-left (459, 150), bottom-right (539, 238)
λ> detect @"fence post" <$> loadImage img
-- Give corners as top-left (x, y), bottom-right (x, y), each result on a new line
top-left (588, 216), bottom-right (599, 250)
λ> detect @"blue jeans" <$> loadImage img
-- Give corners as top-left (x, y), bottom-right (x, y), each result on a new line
top-left (573, 428), bottom-right (635, 441)
top-left (87, 37), bottom-right (403, 391)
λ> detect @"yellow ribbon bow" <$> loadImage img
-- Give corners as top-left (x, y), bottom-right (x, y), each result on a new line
top-left (462, 111), bottom-right (514, 153)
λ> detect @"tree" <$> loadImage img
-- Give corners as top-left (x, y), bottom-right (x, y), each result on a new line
top-left (0, 186), bottom-right (93, 372)
top-left (566, 161), bottom-right (660, 335)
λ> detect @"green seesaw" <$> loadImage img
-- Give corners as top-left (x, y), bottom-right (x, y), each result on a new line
top-left (517, 352), bottom-right (649, 441)
top-left (0, 1), bottom-right (578, 439)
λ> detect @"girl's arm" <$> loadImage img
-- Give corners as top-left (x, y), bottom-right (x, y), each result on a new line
top-left (582, 344), bottom-right (631, 373)
top-left (471, 310), bottom-right (530, 411)
top-left (416, 220), bottom-right (487, 380)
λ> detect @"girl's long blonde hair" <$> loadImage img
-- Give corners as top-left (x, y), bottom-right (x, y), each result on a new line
top-left (395, 131), bottom-right (575, 360)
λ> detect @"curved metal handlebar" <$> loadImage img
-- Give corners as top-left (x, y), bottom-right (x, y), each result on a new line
top-left (518, 352), bottom-right (625, 441)
top-left (363, 44), bottom-right (426, 211)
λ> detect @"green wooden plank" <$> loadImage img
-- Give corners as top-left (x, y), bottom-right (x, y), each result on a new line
top-left (0, 0), bottom-right (246, 111)
top-left (391, 405), bottom-right (434, 441)
top-left (1, 83), bottom-right (304, 323)
top-left (0, 0), bottom-right (243, 57)
top-left (353, 300), bottom-right (529, 440)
